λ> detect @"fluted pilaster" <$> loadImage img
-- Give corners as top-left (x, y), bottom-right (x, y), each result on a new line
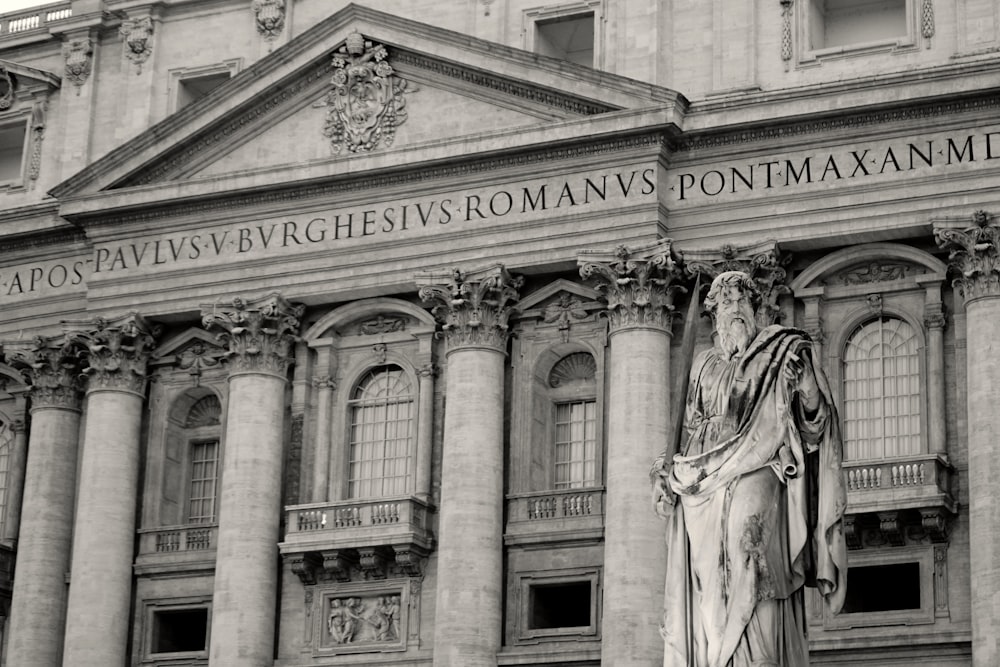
top-left (935, 211), bottom-right (1000, 667)
top-left (204, 293), bottom-right (303, 666)
top-left (5, 336), bottom-right (85, 667)
top-left (578, 239), bottom-right (684, 667)
top-left (62, 314), bottom-right (156, 667)
top-left (418, 265), bottom-right (521, 667)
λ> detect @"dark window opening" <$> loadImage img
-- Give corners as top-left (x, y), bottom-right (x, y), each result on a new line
top-left (528, 581), bottom-right (592, 629)
top-left (535, 13), bottom-right (595, 67)
top-left (177, 72), bottom-right (231, 109)
top-left (841, 562), bottom-right (920, 613)
top-left (0, 123), bottom-right (25, 182)
top-left (152, 608), bottom-right (208, 653)
top-left (809, 0), bottom-right (907, 50)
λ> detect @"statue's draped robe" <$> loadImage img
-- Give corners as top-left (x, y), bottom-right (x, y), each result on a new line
top-left (663, 326), bottom-right (847, 667)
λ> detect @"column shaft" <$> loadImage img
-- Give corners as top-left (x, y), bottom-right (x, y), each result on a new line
top-left (62, 390), bottom-right (144, 667)
top-left (415, 367), bottom-right (434, 501)
top-left (8, 408), bottom-right (80, 667)
top-left (4, 421), bottom-right (27, 543)
top-left (311, 379), bottom-right (333, 503)
top-left (209, 372), bottom-right (286, 665)
top-left (602, 327), bottom-right (671, 666)
top-left (965, 297), bottom-right (1000, 666)
top-left (432, 348), bottom-right (504, 667)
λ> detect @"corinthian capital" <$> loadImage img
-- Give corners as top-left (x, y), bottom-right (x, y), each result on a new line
top-left (64, 313), bottom-right (158, 395)
top-left (202, 293), bottom-right (304, 378)
top-left (416, 265), bottom-right (524, 352)
top-left (934, 211), bottom-right (1000, 303)
top-left (5, 335), bottom-right (86, 410)
top-left (683, 240), bottom-right (791, 327)
top-left (578, 239), bottom-right (685, 333)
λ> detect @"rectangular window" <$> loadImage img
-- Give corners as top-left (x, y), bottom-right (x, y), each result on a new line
top-left (841, 562), bottom-right (920, 613)
top-left (177, 71), bottom-right (232, 110)
top-left (151, 607), bottom-right (208, 654)
top-left (823, 547), bottom-right (935, 629)
top-left (554, 400), bottom-right (597, 489)
top-left (535, 12), bottom-right (595, 66)
top-left (188, 440), bottom-right (219, 524)
top-left (808, 0), bottom-right (908, 51)
top-left (529, 581), bottom-right (592, 629)
top-left (516, 568), bottom-right (601, 643)
top-left (0, 121), bottom-right (26, 184)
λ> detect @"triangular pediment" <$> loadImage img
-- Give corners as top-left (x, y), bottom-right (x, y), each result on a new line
top-left (51, 4), bottom-right (684, 207)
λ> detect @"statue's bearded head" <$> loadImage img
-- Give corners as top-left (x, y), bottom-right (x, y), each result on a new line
top-left (705, 271), bottom-right (762, 357)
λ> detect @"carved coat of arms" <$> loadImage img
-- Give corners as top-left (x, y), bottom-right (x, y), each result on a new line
top-left (322, 31), bottom-right (409, 154)
top-left (63, 38), bottom-right (93, 89)
top-left (120, 17), bottom-right (154, 73)
top-left (252, 0), bottom-right (285, 40)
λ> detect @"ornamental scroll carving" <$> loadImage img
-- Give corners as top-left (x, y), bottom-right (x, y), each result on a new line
top-left (683, 241), bottom-right (791, 328)
top-left (252, 0), bottom-right (285, 40)
top-left (120, 17), bottom-right (154, 74)
top-left (0, 66), bottom-right (13, 111)
top-left (66, 314), bottom-right (158, 395)
top-left (321, 31), bottom-right (409, 154)
top-left (63, 37), bottom-right (92, 90)
top-left (578, 239), bottom-right (685, 333)
top-left (934, 210), bottom-right (1000, 303)
top-left (417, 265), bottom-right (523, 352)
top-left (5, 335), bottom-right (86, 410)
top-left (202, 293), bottom-right (304, 377)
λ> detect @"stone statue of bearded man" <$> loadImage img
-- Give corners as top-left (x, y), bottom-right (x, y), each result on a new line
top-left (651, 270), bottom-right (848, 667)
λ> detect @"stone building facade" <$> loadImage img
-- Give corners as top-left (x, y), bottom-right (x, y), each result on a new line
top-left (0, 0), bottom-right (993, 665)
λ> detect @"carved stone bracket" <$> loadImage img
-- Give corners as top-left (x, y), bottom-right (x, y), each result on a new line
top-left (64, 314), bottom-right (158, 396)
top-left (934, 211), bottom-right (1000, 304)
top-left (62, 37), bottom-right (93, 90)
top-left (252, 0), bottom-right (285, 40)
top-left (320, 31), bottom-right (410, 154)
top-left (877, 510), bottom-right (905, 546)
top-left (322, 549), bottom-right (358, 583)
top-left (417, 264), bottom-right (524, 352)
top-left (202, 293), bottom-right (305, 378)
top-left (683, 240), bottom-right (791, 327)
top-left (393, 544), bottom-right (429, 577)
top-left (120, 17), bottom-right (154, 74)
top-left (290, 552), bottom-right (323, 586)
top-left (358, 546), bottom-right (392, 580)
top-left (920, 507), bottom-right (949, 543)
top-left (5, 335), bottom-right (86, 410)
top-left (843, 514), bottom-right (863, 550)
top-left (578, 239), bottom-right (685, 334)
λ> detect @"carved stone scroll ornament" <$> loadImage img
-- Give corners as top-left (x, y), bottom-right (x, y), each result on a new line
top-left (63, 37), bottom-right (93, 91)
top-left (5, 335), bottom-right (86, 410)
top-left (66, 314), bottom-right (159, 395)
top-left (684, 241), bottom-right (791, 328)
top-left (120, 17), bottom-right (154, 74)
top-left (417, 265), bottom-right (524, 352)
top-left (26, 102), bottom-right (46, 187)
top-left (321, 31), bottom-right (410, 154)
top-left (252, 0), bottom-right (285, 41)
top-left (0, 66), bottom-right (13, 110)
top-left (578, 239), bottom-right (685, 333)
top-left (934, 210), bottom-right (1000, 303)
top-left (201, 293), bottom-right (305, 378)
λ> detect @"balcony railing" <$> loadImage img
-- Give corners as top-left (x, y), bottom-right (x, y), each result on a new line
top-left (138, 524), bottom-right (218, 556)
top-left (506, 487), bottom-right (605, 545)
top-left (842, 453), bottom-right (954, 514)
top-left (0, 2), bottom-right (71, 36)
top-left (284, 496), bottom-right (433, 550)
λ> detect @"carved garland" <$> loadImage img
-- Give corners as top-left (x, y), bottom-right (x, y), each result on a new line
top-left (322, 31), bottom-right (409, 154)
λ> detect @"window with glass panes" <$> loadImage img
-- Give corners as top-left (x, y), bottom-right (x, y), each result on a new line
top-left (842, 316), bottom-right (921, 461)
top-left (188, 441), bottom-right (219, 523)
top-left (554, 400), bottom-right (597, 488)
top-left (348, 365), bottom-right (414, 498)
top-left (0, 421), bottom-right (11, 533)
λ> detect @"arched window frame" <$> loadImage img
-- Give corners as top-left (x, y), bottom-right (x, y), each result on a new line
top-left (546, 351), bottom-right (600, 490)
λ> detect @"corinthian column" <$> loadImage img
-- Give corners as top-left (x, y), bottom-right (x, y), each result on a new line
top-left (579, 240), bottom-right (684, 667)
top-left (61, 315), bottom-right (157, 667)
top-left (935, 211), bottom-right (1000, 667)
top-left (417, 265), bottom-right (522, 667)
top-left (5, 337), bottom-right (85, 667)
top-left (203, 293), bottom-right (303, 666)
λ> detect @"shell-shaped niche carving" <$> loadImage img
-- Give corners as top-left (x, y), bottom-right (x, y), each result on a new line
top-left (185, 394), bottom-right (221, 428)
top-left (548, 352), bottom-right (596, 388)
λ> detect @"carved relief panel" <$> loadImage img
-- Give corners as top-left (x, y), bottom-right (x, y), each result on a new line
top-left (304, 579), bottom-right (418, 656)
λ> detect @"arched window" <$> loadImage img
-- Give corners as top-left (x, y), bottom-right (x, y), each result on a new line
top-left (185, 394), bottom-right (221, 524)
top-left (842, 316), bottom-right (921, 461)
top-left (348, 365), bottom-right (414, 499)
top-left (549, 352), bottom-right (598, 489)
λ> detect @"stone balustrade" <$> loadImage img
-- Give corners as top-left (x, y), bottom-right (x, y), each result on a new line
top-left (842, 453), bottom-right (955, 515)
top-left (283, 496), bottom-right (434, 551)
top-left (139, 524), bottom-right (218, 554)
top-left (505, 487), bottom-right (605, 546)
top-left (0, 2), bottom-right (71, 36)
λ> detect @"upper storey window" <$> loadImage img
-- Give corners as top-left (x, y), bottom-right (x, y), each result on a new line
top-left (550, 353), bottom-right (599, 489)
top-left (0, 121), bottom-right (25, 184)
top-left (808, 0), bottom-right (907, 50)
top-left (536, 12), bottom-right (594, 66)
top-left (348, 365), bottom-right (414, 499)
top-left (177, 72), bottom-right (231, 109)
top-left (842, 316), bottom-right (921, 461)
